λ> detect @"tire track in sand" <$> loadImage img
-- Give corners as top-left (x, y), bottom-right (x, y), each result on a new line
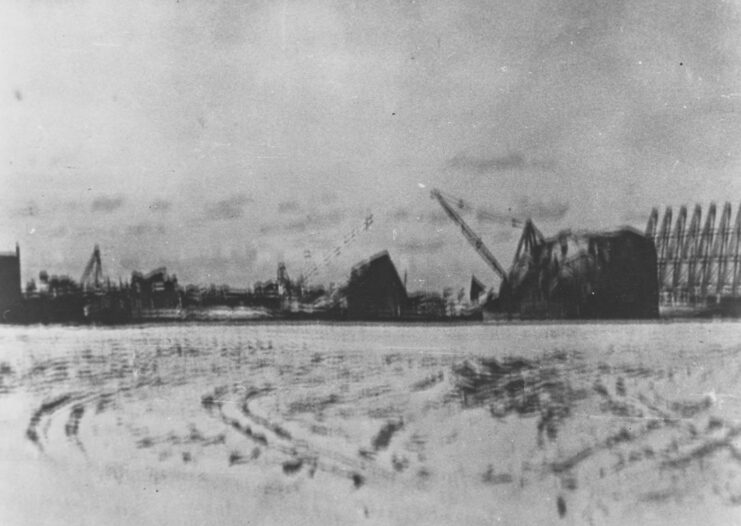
top-left (200, 383), bottom-right (396, 486)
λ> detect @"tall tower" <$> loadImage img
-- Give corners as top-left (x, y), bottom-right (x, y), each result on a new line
top-left (0, 244), bottom-right (22, 320)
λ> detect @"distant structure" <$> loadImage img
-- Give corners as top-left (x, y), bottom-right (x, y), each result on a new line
top-left (131, 268), bottom-right (181, 311)
top-left (430, 189), bottom-right (509, 283)
top-left (646, 203), bottom-right (741, 315)
top-left (501, 224), bottom-right (659, 319)
top-left (0, 244), bottom-right (21, 320)
top-left (80, 245), bottom-right (104, 291)
top-left (302, 213), bottom-right (374, 285)
top-left (345, 251), bottom-right (407, 319)
top-left (432, 187), bottom-right (658, 319)
top-left (405, 291), bottom-right (447, 319)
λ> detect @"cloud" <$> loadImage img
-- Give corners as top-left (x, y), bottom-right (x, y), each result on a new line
top-left (446, 152), bottom-right (559, 176)
top-left (258, 223), bottom-right (280, 235)
top-left (283, 218), bottom-right (308, 233)
top-left (390, 207), bottom-right (449, 224)
top-left (398, 238), bottom-right (445, 254)
top-left (513, 196), bottom-right (569, 222)
top-left (447, 152), bottom-right (526, 173)
top-left (50, 225), bottom-right (68, 237)
top-left (277, 200), bottom-right (302, 214)
top-left (392, 207), bottom-right (475, 227)
top-left (91, 195), bottom-right (125, 213)
top-left (125, 223), bottom-right (166, 237)
top-left (259, 208), bottom-right (347, 235)
top-left (621, 207), bottom-right (652, 226)
top-left (417, 210), bottom-right (449, 225)
top-left (148, 199), bottom-right (171, 213)
top-left (487, 229), bottom-right (516, 244)
top-left (390, 207), bottom-right (410, 221)
top-left (627, 103), bottom-right (741, 170)
top-left (204, 194), bottom-right (252, 221)
top-left (119, 256), bottom-right (142, 271)
top-left (475, 209), bottom-right (518, 226)
top-left (319, 192), bottom-right (338, 205)
top-left (282, 208), bottom-right (346, 233)
top-left (162, 251), bottom-right (261, 286)
top-left (13, 201), bottom-right (39, 217)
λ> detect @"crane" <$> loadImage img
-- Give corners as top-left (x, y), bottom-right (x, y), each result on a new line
top-left (430, 189), bottom-right (508, 282)
top-left (80, 245), bottom-right (104, 291)
top-left (302, 213), bottom-right (374, 283)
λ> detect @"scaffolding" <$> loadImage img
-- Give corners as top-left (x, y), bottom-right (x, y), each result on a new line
top-left (646, 202), bottom-right (741, 305)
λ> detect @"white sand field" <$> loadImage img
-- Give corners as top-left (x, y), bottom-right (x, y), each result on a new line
top-left (1, 321), bottom-right (740, 525)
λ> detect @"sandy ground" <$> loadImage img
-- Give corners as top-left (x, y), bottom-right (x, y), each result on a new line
top-left (1, 321), bottom-right (741, 525)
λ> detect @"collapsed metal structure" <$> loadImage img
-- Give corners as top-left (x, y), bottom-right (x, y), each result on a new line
top-left (432, 188), bottom-right (659, 319)
top-left (501, 225), bottom-right (659, 319)
top-left (645, 203), bottom-right (741, 309)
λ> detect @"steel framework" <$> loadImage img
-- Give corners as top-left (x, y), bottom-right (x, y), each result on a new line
top-left (431, 189), bottom-right (509, 281)
top-left (80, 245), bottom-right (103, 291)
top-left (646, 202), bottom-right (741, 303)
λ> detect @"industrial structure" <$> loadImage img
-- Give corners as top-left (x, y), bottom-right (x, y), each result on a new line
top-left (432, 188), bottom-right (659, 319)
top-left (345, 251), bottom-right (407, 319)
top-left (0, 244), bottom-right (22, 322)
top-left (430, 189), bottom-right (510, 283)
top-left (80, 245), bottom-right (104, 291)
top-left (646, 203), bottom-right (741, 316)
top-left (501, 223), bottom-right (659, 319)
top-left (302, 213), bottom-right (374, 285)
top-left (18, 196), bottom-right (741, 323)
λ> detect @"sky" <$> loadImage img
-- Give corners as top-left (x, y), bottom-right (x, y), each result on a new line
top-left (2, 0), bottom-right (741, 293)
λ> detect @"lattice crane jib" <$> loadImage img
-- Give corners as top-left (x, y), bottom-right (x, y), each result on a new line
top-left (80, 245), bottom-right (103, 291)
top-left (430, 189), bottom-right (514, 283)
top-left (302, 213), bottom-right (374, 284)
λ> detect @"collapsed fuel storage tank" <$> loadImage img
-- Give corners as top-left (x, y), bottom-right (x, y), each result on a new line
top-left (498, 225), bottom-right (659, 319)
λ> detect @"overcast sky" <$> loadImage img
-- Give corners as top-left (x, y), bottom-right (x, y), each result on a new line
top-left (2, 0), bottom-right (741, 292)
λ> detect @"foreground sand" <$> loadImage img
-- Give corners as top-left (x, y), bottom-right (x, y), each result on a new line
top-left (1, 322), bottom-right (740, 525)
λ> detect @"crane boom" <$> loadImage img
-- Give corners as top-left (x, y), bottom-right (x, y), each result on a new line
top-left (431, 189), bottom-right (508, 281)
top-left (80, 245), bottom-right (103, 290)
top-left (302, 213), bottom-right (374, 282)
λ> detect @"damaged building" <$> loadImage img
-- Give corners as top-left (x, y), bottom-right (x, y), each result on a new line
top-left (130, 267), bottom-right (181, 312)
top-left (498, 222), bottom-right (659, 319)
top-left (345, 251), bottom-right (407, 319)
top-left (0, 245), bottom-right (22, 322)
